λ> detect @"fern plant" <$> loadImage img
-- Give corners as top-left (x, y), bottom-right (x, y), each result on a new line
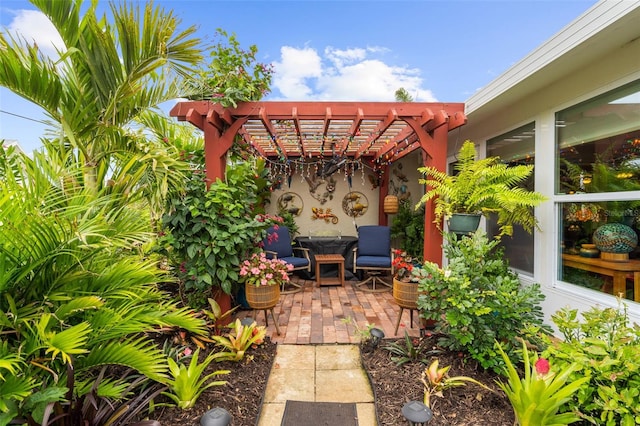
top-left (416, 140), bottom-right (547, 236)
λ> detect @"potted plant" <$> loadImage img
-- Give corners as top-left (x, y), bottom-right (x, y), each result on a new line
top-left (416, 140), bottom-right (547, 237)
top-left (240, 251), bottom-right (292, 335)
top-left (392, 249), bottom-right (423, 333)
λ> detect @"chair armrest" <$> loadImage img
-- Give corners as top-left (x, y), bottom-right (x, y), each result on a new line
top-left (292, 246), bottom-right (311, 261)
top-left (265, 250), bottom-right (278, 259)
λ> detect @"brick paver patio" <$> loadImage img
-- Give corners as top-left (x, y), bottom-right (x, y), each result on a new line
top-left (236, 277), bottom-right (422, 344)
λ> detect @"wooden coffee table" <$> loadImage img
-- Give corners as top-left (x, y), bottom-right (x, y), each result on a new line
top-left (314, 254), bottom-right (345, 287)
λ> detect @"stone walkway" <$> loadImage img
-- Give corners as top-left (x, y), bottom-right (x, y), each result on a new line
top-left (234, 278), bottom-right (422, 426)
top-left (257, 344), bottom-right (376, 426)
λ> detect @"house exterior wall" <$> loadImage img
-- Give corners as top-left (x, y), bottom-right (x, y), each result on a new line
top-left (456, 2), bottom-right (640, 328)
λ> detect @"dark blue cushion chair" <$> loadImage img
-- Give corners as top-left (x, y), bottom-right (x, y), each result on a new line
top-left (353, 225), bottom-right (393, 292)
top-left (264, 226), bottom-right (310, 293)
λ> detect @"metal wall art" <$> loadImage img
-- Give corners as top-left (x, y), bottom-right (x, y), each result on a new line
top-left (342, 191), bottom-right (368, 217)
top-left (311, 207), bottom-right (339, 224)
top-left (277, 192), bottom-right (303, 216)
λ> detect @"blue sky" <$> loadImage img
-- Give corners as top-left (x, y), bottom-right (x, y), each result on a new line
top-left (0, 0), bottom-right (598, 154)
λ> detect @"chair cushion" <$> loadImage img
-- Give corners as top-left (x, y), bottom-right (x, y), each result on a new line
top-left (264, 226), bottom-right (293, 257)
top-left (357, 226), bottom-right (391, 257)
top-left (280, 256), bottom-right (309, 269)
top-left (355, 255), bottom-right (391, 268)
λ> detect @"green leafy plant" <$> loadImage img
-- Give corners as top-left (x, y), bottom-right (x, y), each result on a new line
top-left (162, 349), bottom-right (229, 410)
top-left (211, 319), bottom-right (267, 362)
top-left (383, 331), bottom-right (441, 366)
top-left (496, 340), bottom-right (588, 425)
top-left (415, 230), bottom-right (550, 373)
top-left (186, 28), bottom-right (273, 107)
top-left (421, 359), bottom-right (492, 409)
top-left (341, 317), bottom-right (378, 346)
top-left (160, 152), bottom-right (279, 304)
top-left (390, 199), bottom-right (424, 260)
top-left (541, 303), bottom-right (640, 425)
top-left (416, 140), bottom-right (547, 236)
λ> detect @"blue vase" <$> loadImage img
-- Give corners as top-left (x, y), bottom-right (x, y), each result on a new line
top-left (592, 223), bottom-right (638, 254)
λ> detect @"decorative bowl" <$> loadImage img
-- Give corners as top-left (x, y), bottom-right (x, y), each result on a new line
top-left (592, 223), bottom-right (638, 254)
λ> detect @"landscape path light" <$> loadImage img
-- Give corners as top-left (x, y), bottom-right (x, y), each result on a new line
top-left (200, 407), bottom-right (232, 426)
top-left (402, 400), bottom-right (433, 425)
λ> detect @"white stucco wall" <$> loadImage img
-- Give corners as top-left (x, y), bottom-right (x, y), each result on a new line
top-left (265, 152), bottom-right (425, 238)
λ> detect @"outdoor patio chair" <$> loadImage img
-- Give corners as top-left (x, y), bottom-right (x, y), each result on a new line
top-left (264, 226), bottom-right (311, 294)
top-left (353, 225), bottom-right (393, 292)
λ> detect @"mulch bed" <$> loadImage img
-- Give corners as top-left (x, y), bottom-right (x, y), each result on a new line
top-left (142, 335), bottom-right (515, 425)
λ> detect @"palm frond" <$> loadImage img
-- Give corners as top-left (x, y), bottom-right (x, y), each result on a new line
top-left (80, 338), bottom-right (168, 382)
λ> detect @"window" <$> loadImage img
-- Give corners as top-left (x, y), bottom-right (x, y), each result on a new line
top-left (556, 79), bottom-right (640, 302)
top-left (487, 122), bottom-right (536, 275)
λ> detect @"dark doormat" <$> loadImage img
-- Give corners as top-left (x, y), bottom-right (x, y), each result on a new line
top-left (280, 400), bottom-right (359, 426)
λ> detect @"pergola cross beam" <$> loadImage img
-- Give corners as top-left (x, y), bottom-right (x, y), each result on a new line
top-left (169, 100), bottom-right (467, 264)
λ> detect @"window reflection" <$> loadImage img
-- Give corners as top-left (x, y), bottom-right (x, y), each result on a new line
top-left (487, 122), bottom-right (536, 275)
top-left (556, 80), bottom-right (640, 302)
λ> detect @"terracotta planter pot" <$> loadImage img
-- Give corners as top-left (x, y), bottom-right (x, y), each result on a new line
top-left (212, 289), bottom-right (233, 327)
top-left (245, 283), bottom-right (281, 310)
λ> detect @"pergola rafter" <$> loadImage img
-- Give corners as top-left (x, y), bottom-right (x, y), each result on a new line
top-left (170, 100), bottom-right (466, 264)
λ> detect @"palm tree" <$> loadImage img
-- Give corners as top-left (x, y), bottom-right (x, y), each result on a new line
top-left (0, 0), bottom-right (202, 198)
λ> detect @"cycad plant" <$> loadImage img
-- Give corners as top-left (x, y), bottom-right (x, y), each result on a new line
top-left (417, 140), bottom-right (547, 236)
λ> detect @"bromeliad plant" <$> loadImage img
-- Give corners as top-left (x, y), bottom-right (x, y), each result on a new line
top-left (496, 340), bottom-right (589, 425)
top-left (421, 359), bottom-right (492, 409)
top-left (162, 349), bottom-right (230, 410)
top-left (384, 331), bottom-right (441, 366)
top-left (211, 319), bottom-right (267, 362)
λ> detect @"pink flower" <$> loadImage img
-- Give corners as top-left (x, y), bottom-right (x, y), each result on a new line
top-left (535, 358), bottom-right (550, 375)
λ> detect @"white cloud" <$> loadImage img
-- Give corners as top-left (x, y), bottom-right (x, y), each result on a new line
top-left (6, 9), bottom-right (64, 58)
top-left (272, 46), bottom-right (323, 99)
top-left (271, 45), bottom-right (437, 102)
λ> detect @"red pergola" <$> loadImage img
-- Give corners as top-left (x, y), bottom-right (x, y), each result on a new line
top-left (170, 101), bottom-right (466, 264)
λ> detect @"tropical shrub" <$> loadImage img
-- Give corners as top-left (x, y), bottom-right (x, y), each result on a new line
top-left (415, 230), bottom-right (550, 372)
top-left (0, 148), bottom-right (207, 424)
top-left (159, 150), bottom-right (279, 306)
top-left (542, 303), bottom-right (640, 425)
top-left (390, 199), bottom-right (425, 260)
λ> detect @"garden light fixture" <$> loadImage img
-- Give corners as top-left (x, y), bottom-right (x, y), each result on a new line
top-left (402, 400), bottom-right (433, 425)
top-left (370, 327), bottom-right (385, 348)
top-left (200, 407), bottom-right (232, 426)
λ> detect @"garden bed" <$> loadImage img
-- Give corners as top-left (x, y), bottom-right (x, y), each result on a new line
top-left (144, 334), bottom-right (514, 425)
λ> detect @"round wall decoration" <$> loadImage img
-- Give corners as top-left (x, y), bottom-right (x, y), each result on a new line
top-left (277, 192), bottom-right (303, 216)
top-left (342, 191), bottom-right (368, 217)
